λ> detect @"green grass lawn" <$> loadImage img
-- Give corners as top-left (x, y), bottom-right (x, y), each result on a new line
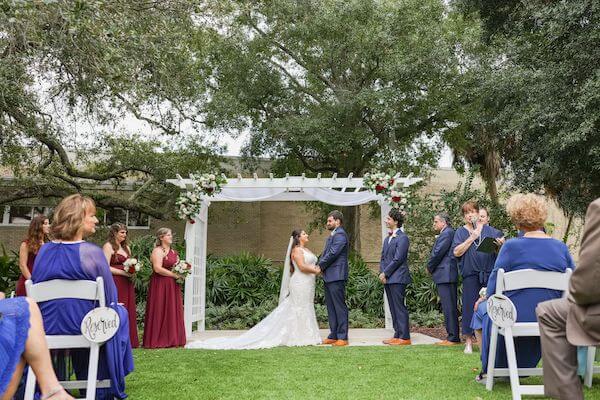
top-left (127, 346), bottom-right (600, 399)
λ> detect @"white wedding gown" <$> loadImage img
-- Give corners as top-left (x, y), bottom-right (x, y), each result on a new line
top-left (185, 248), bottom-right (322, 349)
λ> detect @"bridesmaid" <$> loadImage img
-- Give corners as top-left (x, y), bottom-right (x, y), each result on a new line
top-left (143, 228), bottom-right (186, 348)
top-left (16, 215), bottom-right (50, 296)
top-left (102, 223), bottom-right (139, 348)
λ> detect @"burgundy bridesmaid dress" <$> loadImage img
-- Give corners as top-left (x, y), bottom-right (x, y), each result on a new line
top-left (111, 253), bottom-right (140, 348)
top-left (15, 241), bottom-right (36, 297)
top-left (143, 249), bottom-right (186, 348)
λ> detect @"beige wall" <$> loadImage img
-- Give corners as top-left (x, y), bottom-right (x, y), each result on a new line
top-left (0, 168), bottom-right (584, 264)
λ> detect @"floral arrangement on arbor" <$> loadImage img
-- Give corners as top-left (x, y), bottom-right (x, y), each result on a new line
top-left (176, 172), bottom-right (226, 223)
top-left (363, 171), bottom-right (410, 210)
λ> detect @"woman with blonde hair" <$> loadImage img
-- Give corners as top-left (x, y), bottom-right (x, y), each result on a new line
top-left (15, 214), bottom-right (50, 296)
top-left (102, 223), bottom-right (139, 348)
top-left (143, 228), bottom-right (186, 348)
top-left (31, 194), bottom-right (134, 399)
top-left (474, 193), bottom-right (575, 383)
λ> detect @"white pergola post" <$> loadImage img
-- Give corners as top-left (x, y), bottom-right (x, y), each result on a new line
top-left (169, 174), bottom-right (421, 336)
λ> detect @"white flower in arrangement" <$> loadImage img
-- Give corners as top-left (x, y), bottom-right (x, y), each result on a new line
top-left (173, 260), bottom-right (192, 284)
top-left (479, 287), bottom-right (487, 298)
top-left (123, 258), bottom-right (141, 274)
top-left (176, 171), bottom-right (226, 223)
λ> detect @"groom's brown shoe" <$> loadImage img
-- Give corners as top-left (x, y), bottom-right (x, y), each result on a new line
top-left (332, 340), bottom-right (349, 347)
top-left (389, 338), bottom-right (411, 346)
top-left (322, 338), bottom-right (337, 345)
top-left (382, 338), bottom-right (396, 345)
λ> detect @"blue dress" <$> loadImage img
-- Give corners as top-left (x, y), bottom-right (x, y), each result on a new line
top-left (31, 241), bottom-right (134, 399)
top-left (0, 297), bottom-right (30, 395)
top-left (452, 225), bottom-right (503, 335)
top-left (479, 237), bottom-right (575, 373)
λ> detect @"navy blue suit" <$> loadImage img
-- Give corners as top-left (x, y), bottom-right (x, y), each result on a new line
top-left (318, 227), bottom-right (349, 340)
top-left (380, 229), bottom-right (411, 339)
top-left (427, 227), bottom-right (459, 342)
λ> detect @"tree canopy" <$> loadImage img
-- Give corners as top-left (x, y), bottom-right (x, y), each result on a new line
top-left (0, 1), bottom-right (221, 217)
top-left (452, 0), bottom-right (600, 216)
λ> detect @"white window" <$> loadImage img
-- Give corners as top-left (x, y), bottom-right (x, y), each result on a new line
top-left (1, 206), bottom-right (53, 225)
top-left (101, 207), bottom-right (150, 229)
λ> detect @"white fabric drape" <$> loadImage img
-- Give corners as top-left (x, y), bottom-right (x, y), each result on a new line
top-left (212, 187), bottom-right (380, 205)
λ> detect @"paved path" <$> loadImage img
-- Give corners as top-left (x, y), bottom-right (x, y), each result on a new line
top-left (188, 328), bottom-right (440, 346)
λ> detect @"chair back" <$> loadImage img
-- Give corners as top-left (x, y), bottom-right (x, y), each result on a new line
top-left (496, 268), bottom-right (572, 297)
top-left (25, 277), bottom-right (105, 306)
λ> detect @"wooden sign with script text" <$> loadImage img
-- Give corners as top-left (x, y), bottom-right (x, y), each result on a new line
top-left (81, 307), bottom-right (120, 343)
top-left (487, 294), bottom-right (517, 328)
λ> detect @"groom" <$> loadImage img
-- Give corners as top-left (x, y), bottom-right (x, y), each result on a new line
top-left (317, 210), bottom-right (350, 346)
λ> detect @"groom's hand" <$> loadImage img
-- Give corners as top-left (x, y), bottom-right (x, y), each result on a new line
top-left (378, 272), bottom-right (387, 284)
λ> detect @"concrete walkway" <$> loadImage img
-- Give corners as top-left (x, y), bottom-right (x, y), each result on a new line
top-left (188, 328), bottom-right (440, 346)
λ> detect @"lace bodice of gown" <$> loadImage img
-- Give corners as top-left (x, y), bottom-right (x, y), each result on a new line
top-left (186, 247), bottom-right (321, 350)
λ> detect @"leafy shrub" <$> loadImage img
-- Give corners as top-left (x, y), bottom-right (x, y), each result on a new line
top-left (204, 251), bottom-right (385, 329)
top-left (411, 310), bottom-right (445, 327)
top-left (0, 244), bottom-right (19, 295)
top-left (206, 252), bottom-right (280, 307)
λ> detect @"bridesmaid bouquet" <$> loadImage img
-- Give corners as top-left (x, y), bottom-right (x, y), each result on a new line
top-left (173, 260), bottom-right (192, 283)
top-left (123, 258), bottom-right (141, 274)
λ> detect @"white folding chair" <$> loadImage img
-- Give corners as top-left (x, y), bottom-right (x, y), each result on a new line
top-left (486, 268), bottom-right (572, 400)
top-left (585, 346), bottom-right (600, 387)
top-left (24, 277), bottom-right (112, 400)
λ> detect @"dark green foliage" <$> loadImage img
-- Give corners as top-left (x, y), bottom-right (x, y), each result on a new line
top-left (206, 253), bottom-right (280, 308)
top-left (204, 251), bottom-right (386, 329)
top-left (411, 310), bottom-right (445, 328)
top-left (0, 244), bottom-right (19, 294)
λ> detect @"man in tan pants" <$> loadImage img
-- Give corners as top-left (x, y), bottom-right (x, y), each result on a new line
top-left (536, 198), bottom-right (600, 399)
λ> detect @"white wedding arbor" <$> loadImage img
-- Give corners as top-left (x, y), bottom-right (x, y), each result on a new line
top-left (167, 173), bottom-right (422, 337)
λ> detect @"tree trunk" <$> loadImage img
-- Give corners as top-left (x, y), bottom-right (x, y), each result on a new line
top-left (340, 205), bottom-right (361, 253)
top-left (482, 147), bottom-right (500, 205)
top-left (562, 213), bottom-right (574, 243)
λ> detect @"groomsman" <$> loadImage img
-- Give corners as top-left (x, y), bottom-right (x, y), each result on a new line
top-left (379, 208), bottom-right (412, 345)
top-left (427, 212), bottom-right (460, 345)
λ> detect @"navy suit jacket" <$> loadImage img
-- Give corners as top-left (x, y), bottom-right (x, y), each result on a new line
top-left (379, 229), bottom-right (412, 285)
top-left (318, 227), bottom-right (349, 283)
top-left (427, 226), bottom-right (458, 284)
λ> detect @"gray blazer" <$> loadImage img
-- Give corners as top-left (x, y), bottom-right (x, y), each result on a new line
top-left (567, 198), bottom-right (600, 345)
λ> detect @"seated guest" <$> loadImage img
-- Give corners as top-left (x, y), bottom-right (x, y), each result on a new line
top-left (15, 215), bottom-right (50, 296)
top-left (32, 194), bottom-right (134, 399)
top-left (475, 193), bottom-right (575, 382)
top-left (0, 293), bottom-right (74, 400)
top-left (452, 201), bottom-right (504, 353)
top-left (536, 197), bottom-right (600, 400)
top-left (427, 212), bottom-right (460, 345)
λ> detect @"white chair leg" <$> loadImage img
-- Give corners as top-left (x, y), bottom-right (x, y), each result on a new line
top-left (503, 327), bottom-right (521, 400)
top-left (85, 344), bottom-right (100, 400)
top-left (585, 346), bottom-right (596, 388)
top-left (24, 366), bottom-right (37, 400)
top-left (486, 324), bottom-right (499, 391)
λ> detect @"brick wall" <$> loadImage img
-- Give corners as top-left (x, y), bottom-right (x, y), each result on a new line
top-left (0, 169), bottom-right (583, 263)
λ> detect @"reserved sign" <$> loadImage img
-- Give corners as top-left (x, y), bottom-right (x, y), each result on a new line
top-left (487, 294), bottom-right (517, 328)
top-left (81, 307), bottom-right (120, 343)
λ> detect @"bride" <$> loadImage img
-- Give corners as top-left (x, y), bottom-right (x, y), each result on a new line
top-left (186, 229), bottom-right (322, 349)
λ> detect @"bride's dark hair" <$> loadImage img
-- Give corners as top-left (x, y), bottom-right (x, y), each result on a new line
top-left (289, 229), bottom-right (303, 273)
